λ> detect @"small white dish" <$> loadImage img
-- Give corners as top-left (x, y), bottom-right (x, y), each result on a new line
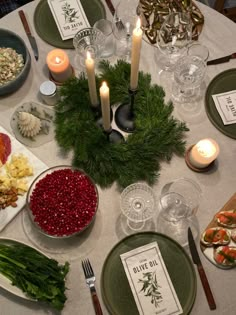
top-left (10, 101), bottom-right (55, 148)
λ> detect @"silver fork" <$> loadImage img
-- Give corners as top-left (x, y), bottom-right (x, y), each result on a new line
top-left (82, 259), bottom-right (103, 315)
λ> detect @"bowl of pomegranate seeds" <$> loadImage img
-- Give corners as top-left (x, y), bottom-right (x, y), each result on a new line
top-left (26, 166), bottom-right (99, 238)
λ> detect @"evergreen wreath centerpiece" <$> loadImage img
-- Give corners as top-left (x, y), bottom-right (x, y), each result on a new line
top-left (54, 60), bottom-right (189, 188)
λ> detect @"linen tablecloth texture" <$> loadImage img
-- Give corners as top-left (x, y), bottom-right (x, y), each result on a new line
top-left (0, 1), bottom-right (236, 314)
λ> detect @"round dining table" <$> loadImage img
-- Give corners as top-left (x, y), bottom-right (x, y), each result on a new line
top-left (0, 1), bottom-right (236, 314)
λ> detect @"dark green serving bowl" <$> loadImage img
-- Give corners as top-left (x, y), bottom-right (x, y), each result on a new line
top-left (0, 28), bottom-right (31, 96)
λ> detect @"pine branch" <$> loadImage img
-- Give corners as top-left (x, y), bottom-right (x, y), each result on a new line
top-left (54, 60), bottom-right (189, 188)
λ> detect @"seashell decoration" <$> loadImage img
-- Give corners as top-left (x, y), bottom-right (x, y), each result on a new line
top-left (17, 111), bottom-right (41, 138)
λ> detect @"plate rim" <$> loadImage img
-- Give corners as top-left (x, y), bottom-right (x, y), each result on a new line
top-left (33, 0), bottom-right (106, 49)
top-left (205, 68), bottom-right (236, 139)
top-left (101, 231), bottom-right (197, 315)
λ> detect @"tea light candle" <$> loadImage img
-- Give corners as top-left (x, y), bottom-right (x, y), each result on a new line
top-left (99, 81), bottom-right (110, 131)
top-left (85, 52), bottom-right (99, 107)
top-left (46, 49), bottom-right (72, 83)
top-left (189, 138), bottom-right (220, 169)
top-left (130, 17), bottom-right (143, 91)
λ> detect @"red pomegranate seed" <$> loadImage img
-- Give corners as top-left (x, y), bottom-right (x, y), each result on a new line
top-left (29, 168), bottom-right (98, 237)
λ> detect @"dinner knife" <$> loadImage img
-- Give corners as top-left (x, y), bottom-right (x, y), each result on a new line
top-left (104, 0), bottom-right (115, 15)
top-left (18, 10), bottom-right (39, 61)
top-left (207, 53), bottom-right (236, 65)
top-left (188, 227), bottom-right (216, 310)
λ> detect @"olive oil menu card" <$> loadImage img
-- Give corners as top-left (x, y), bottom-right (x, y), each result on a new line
top-left (212, 90), bottom-right (236, 125)
top-left (120, 242), bottom-right (183, 315)
top-left (47, 0), bottom-right (90, 40)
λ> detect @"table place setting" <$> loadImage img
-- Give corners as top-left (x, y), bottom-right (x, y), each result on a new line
top-left (1, 0), bottom-right (236, 314)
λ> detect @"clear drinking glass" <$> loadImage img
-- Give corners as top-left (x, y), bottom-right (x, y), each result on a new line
top-left (171, 55), bottom-right (207, 103)
top-left (187, 43), bottom-right (209, 62)
top-left (158, 12), bottom-right (192, 71)
top-left (120, 183), bottom-right (156, 231)
top-left (73, 28), bottom-right (105, 69)
top-left (93, 19), bottom-right (116, 58)
top-left (156, 178), bottom-right (202, 247)
top-left (112, 0), bottom-right (140, 58)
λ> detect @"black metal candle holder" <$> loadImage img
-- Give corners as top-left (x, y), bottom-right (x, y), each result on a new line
top-left (104, 128), bottom-right (124, 144)
top-left (115, 88), bottom-right (137, 133)
top-left (94, 103), bottom-right (124, 144)
top-left (94, 105), bottom-right (113, 126)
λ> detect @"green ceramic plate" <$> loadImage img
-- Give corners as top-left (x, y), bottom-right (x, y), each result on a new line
top-left (101, 232), bottom-right (197, 315)
top-left (34, 0), bottom-right (106, 49)
top-left (205, 69), bottom-right (236, 139)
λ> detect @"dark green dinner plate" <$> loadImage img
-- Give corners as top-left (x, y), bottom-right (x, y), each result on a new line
top-left (34, 0), bottom-right (106, 49)
top-left (205, 69), bottom-right (236, 139)
top-left (101, 232), bottom-right (197, 315)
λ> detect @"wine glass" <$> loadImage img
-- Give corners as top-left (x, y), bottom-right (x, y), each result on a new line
top-left (73, 28), bottom-right (105, 70)
top-left (120, 183), bottom-right (156, 232)
top-left (158, 12), bottom-right (192, 71)
top-left (156, 178), bottom-right (202, 247)
top-left (112, 0), bottom-right (140, 59)
top-left (171, 55), bottom-right (207, 103)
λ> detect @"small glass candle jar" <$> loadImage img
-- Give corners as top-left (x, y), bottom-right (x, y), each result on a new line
top-left (39, 81), bottom-right (59, 106)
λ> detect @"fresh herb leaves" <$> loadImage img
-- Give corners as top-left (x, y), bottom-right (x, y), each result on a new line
top-left (0, 243), bottom-right (69, 310)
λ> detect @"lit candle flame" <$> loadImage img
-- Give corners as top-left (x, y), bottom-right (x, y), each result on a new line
top-left (196, 140), bottom-right (216, 158)
top-left (55, 56), bottom-right (61, 64)
top-left (87, 51), bottom-right (91, 60)
top-left (101, 81), bottom-right (108, 90)
top-left (136, 17), bottom-right (141, 30)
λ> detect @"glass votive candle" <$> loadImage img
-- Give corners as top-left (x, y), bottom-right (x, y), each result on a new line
top-left (46, 49), bottom-right (73, 83)
top-left (188, 138), bottom-right (220, 169)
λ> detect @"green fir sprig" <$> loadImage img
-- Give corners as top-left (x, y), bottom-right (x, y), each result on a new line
top-left (54, 60), bottom-right (189, 188)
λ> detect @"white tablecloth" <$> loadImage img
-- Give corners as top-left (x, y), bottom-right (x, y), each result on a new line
top-left (0, 1), bottom-right (236, 314)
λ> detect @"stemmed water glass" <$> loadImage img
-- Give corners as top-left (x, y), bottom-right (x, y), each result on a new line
top-left (158, 12), bottom-right (192, 71)
top-left (112, 0), bottom-right (139, 59)
top-left (156, 178), bottom-right (202, 247)
top-left (120, 183), bottom-right (156, 233)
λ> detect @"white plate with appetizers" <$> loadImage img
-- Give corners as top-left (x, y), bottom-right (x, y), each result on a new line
top-left (0, 126), bottom-right (47, 232)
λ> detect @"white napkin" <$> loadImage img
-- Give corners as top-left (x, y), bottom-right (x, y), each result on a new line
top-left (120, 242), bottom-right (183, 315)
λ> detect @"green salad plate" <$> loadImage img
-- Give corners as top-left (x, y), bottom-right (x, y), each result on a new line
top-left (101, 232), bottom-right (197, 315)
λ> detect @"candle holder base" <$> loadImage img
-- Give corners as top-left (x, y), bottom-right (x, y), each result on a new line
top-left (95, 106), bottom-right (113, 127)
top-left (115, 89), bottom-right (137, 133)
top-left (115, 102), bottom-right (135, 133)
top-left (49, 66), bottom-right (75, 86)
top-left (185, 145), bottom-right (215, 173)
top-left (105, 129), bottom-right (124, 144)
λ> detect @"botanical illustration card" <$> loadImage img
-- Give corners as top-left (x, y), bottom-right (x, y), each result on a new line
top-left (120, 242), bottom-right (183, 315)
top-left (47, 0), bottom-right (90, 40)
top-left (212, 90), bottom-right (236, 125)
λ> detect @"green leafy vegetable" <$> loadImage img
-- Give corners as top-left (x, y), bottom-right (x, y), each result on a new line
top-left (0, 243), bottom-right (69, 310)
